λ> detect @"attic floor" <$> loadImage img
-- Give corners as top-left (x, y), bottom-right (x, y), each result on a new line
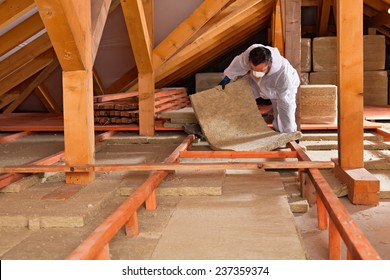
top-left (0, 131), bottom-right (389, 260)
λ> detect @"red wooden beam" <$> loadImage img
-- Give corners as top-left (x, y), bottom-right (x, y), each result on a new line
top-left (179, 150), bottom-right (298, 159)
top-left (0, 131), bottom-right (33, 144)
top-left (67, 135), bottom-right (195, 259)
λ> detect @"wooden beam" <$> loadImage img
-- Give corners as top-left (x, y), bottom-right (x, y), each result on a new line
top-left (0, 49), bottom-right (55, 97)
top-left (366, 9), bottom-right (390, 28)
top-left (0, 160), bottom-right (335, 173)
top-left (93, 68), bottom-right (106, 95)
top-left (120, 0), bottom-right (152, 73)
top-left (337, 0), bottom-right (364, 168)
top-left (0, 33), bottom-right (51, 81)
top-left (106, 66), bottom-right (138, 93)
top-left (34, 0), bottom-right (92, 71)
top-left (34, 84), bottom-right (61, 113)
top-left (152, 0), bottom-right (231, 68)
top-left (66, 135), bottom-right (195, 260)
top-left (142, 0), bottom-right (153, 43)
top-left (155, 0), bottom-right (272, 84)
top-left (63, 70), bottom-right (95, 184)
top-left (4, 58), bottom-right (59, 113)
top-left (179, 150), bottom-right (298, 159)
top-left (0, 12), bottom-right (45, 57)
top-left (284, 0), bottom-right (301, 130)
top-left (318, 0), bottom-right (331, 36)
top-left (0, 0), bottom-right (35, 30)
top-left (0, 90), bottom-right (19, 110)
top-left (91, 0), bottom-right (112, 63)
top-left (138, 72), bottom-right (155, 136)
top-left (0, 131), bottom-right (33, 144)
top-left (272, 0), bottom-right (284, 55)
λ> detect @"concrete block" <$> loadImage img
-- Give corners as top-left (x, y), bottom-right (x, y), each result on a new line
top-left (301, 38), bottom-right (311, 72)
top-left (300, 85), bottom-right (337, 124)
top-left (289, 198), bottom-right (309, 213)
top-left (195, 73), bottom-right (224, 93)
top-left (0, 175), bottom-right (41, 193)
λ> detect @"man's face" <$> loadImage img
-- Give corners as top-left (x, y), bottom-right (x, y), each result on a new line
top-left (250, 62), bottom-right (271, 78)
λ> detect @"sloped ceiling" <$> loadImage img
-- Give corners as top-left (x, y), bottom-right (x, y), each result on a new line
top-left (0, 0), bottom-right (389, 113)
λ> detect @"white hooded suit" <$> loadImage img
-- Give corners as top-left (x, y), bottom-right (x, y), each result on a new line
top-left (224, 44), bottom-right (300, 133)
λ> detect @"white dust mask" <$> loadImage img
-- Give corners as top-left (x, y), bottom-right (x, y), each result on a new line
top-left (252, 70), bottom-right (265, 78)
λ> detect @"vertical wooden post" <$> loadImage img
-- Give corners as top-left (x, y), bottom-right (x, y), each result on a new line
top-left (336, 0), bottom-right (379, 205)
top-left (272, 0), bottom-right (284, 55)
top-left (283, 0), bottom-right (301, 130)
top-left (316, 193), bottom-right (328, 230)
top-left (329, 218), bottom-right (341, 259)
top-left (96, 244), bottom-right (110, 260)
top-left (125, 212), bottom-right (139, 237)
top-left (145, 189), bottom-right (157, 210)
top-left (337, 0), bottom-right (364, 169)
top-left (63, 70), bottom-right (95, 183)
top-left (139, 72), bottom-right (155, 136)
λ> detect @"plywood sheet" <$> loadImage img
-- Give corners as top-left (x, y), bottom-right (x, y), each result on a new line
top-left (190, 79), bottom-right (301, 151)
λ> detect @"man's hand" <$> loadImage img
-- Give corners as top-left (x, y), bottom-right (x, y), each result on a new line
top-left (218, 76), bottom-right (231, 89)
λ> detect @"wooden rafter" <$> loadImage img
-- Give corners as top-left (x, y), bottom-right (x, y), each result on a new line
top-left (0, 33), bottom-right (51, 81)
top-left (0, 49), bottom-right (55, 97)
top-left (4, 58), bottom-right (59, 113)
top-left (152, 0), bottom-right (231, 68)
top-left (0, 0), bottom-right (36, 30)
top-left (91, 0), bottom-right (112, 63)
top-left (155, 0), bottom-right (272, 85)
top-left (318, 0), bottom-right (332, 36)
top-left (272, 0), bottom-right (284, 55)
top-left (34, 84), bottom-right (61, 113)
top-left (0, 12), bottom-right (45, 57)
top-left (366, 9), bottom-right (390, 28)
top-left (120, 0), bottom-right (152, 73)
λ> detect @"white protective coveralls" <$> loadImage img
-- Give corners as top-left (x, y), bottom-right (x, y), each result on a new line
top-left (224, 44), bottom-right (300, 133)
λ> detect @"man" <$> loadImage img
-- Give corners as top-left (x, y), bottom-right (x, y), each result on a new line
top-left (219, 44), bottom-right (300, 133)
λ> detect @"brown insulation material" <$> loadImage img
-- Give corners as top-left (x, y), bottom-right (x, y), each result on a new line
top-left (300, 85), bottom-right (337, 124)
top-left (301, 38), bottom-right (311, 72)
top-left (190, 79), bottom-right (302, 151)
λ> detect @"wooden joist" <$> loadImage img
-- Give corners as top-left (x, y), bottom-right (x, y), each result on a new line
top-left (0, 160), bottom-right (335, 173)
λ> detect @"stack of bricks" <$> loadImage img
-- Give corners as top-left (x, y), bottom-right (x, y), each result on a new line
top-left (94, 88), bottom-right (189, 125)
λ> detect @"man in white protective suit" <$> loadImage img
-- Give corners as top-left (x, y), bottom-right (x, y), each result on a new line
top-left (219, 44), bottom-right (300, 133)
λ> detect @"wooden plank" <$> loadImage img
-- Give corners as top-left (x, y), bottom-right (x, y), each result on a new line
top-left (63, 70), bottom-right (95, 184)
top-left (0, 49), bottom-right (55, 97)
top-left (0, 131), bottom-right (33, 144)
top-left (35, 0), bottom-right (92, 71)
top-left (0, 161), bottom-right (336, 173)
top-left (0, 12), bottom-right (45, 57)
top-left (34, 84), bottom-right (62, 113)
top-left (4, 59), bottom-right (60, 113)
top-left (375, 128), bottom-right (390, 141)
top-left (66, 135), bottom-right (195, 260)
top-left (0, 90), bottom-right (19, 110)
top-left (0, 0), bottom-right (35, 30)
top-left (94, 91), bottom-right (139, 103)
top-left (179, 150), bottom-right (298, 159)
top-left (142, 0), bottom-right (154, 45)
top-left (120, 0), bottom-right (152, 73)
top-left (0, 33), bottom-right (51, 81)
top-left (337, 0), bottom-right (364, 168)
top-left (152, 0), bottom-right (231, 68)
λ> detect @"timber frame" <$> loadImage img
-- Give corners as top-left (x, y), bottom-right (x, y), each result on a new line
top-left (1, 0), bottom-right (389, 204)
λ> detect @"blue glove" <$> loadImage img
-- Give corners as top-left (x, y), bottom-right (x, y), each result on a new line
top-left (218, 76), bottom-right (231, 89)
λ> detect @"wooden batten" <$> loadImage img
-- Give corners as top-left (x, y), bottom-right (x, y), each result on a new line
top-left (0, 0), bottom-right (36, 30)
top-left (272, 0), bottom-right (284, 55)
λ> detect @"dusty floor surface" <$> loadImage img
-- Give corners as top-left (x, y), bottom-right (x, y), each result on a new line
top-left (0, 130), bottom-right (389, 260)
